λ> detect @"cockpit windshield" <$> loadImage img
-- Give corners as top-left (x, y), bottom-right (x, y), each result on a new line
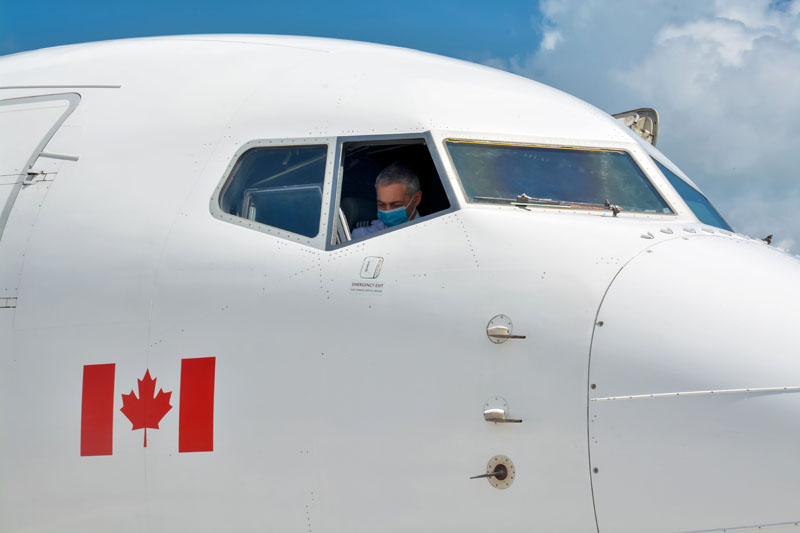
top-left (445, 140), bottom-right (673, 214)
top-left (652, 159), bottom-right (732, 231)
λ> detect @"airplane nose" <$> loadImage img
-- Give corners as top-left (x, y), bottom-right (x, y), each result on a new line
top-left (588, 235), bottom-right (800, 532)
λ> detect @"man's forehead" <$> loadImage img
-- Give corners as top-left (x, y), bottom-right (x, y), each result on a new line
top-left (376, 182), bottom-right (411, 197)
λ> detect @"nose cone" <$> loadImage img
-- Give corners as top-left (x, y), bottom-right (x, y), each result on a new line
top-left (588, 236), bottom-right (800, 532)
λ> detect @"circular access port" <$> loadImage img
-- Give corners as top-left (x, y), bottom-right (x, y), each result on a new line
top-left (486, 455), bottom-right (515, 489)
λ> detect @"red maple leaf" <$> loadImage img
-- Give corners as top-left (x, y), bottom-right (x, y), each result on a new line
top-left (120, 369), bottom-right (173, 447)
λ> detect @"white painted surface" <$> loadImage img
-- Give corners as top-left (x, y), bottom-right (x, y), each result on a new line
top-left (0, 97), bottom-right (68, 176)
top-left (0, 35), bottom-right (796, 532)
top-left (0, 93), bottom-right (79, 299)
top-left (590, 237), bottom-right (800, 532)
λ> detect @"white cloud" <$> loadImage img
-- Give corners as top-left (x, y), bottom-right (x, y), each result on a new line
top-left (540, 30), bottom-right (563, 51)
top-left (655, 19), bottom-right (770, 67)
top-left (486, 0), bottom-right (800, 251)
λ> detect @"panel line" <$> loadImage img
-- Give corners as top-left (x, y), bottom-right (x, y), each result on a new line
top-left (591, 386), bottom-right (800, 402)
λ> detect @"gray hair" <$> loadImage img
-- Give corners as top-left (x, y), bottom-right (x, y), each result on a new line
top-left (375, 161), bottom-right (420, 196)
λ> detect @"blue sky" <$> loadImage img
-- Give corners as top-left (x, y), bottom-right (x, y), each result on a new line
top-left (0, 1), bottom-right (542, 61)
top-left (2, 0), bottom-right (799, 250)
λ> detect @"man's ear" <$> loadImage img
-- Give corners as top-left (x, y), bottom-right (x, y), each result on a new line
top-left (413, 190), bottom-right (422, 204)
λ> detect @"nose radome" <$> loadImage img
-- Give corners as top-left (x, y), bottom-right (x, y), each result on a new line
top-left (588, 235), bottom-right (800, 533)
top-left (593, 236), bottom-right (800, 396)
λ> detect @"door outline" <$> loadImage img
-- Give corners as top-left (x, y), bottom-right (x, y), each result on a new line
top-left (0, 92), bottom-right (81, 241)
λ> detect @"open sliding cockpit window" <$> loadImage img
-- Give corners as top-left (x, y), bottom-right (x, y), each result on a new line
top-left (332, 137), bottom-right (451, 246)
top-left (445, 140), bottom-right (673, 215)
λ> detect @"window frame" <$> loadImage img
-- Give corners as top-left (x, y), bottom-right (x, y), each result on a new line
top-left (326, 131), bottom-right (459, 250)
top-left (438, 133), bottom-right (682, 219)
top-left (210, 137), bottom-right (337, 250)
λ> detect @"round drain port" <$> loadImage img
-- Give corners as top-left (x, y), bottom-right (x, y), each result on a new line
top-left (486, 455), bottom-right (515, 489)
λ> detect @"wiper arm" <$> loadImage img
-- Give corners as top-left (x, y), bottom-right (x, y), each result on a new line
top-left (474, 193), bottom-right (622, 216)
top-left (603, 200), bottom-right (622, 217)
top-left (474, 193), bottom-right (570, 206)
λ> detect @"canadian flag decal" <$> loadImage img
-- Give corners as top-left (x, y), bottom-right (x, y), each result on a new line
top-left (80, 357), bottom-right (215, 456)
top-left (120, 370), bottom-right (173, 448)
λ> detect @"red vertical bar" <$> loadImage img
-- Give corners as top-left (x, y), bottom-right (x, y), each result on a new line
top-left (179, 357), bottom-right (215, 453)
top-left (81, 363), bottom-right (116, 456)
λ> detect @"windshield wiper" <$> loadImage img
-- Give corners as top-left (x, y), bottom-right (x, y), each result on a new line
top-left (474, 193), bottom-right (622, 216)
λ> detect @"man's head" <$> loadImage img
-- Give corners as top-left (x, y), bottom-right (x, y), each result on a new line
top-left (374, 162), bottom-right (422, 227)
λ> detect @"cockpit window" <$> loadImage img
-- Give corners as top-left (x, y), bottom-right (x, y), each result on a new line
top-left (445, 140), bottom-right (672, 214)
top-left (653, 159), bottom-right (732, 231)
top-left (219, 145), bottom-right (327, 238)
top-left (333, 138), bottom-right (451, 245)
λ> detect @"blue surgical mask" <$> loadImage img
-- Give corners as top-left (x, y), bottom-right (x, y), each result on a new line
top-left (377, 199), bottom-right (414, 228)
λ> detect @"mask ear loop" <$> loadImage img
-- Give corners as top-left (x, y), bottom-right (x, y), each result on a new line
top-left (405, 197), bottom-right (416, 219)
top-left (406, 193), bottom-right (421, 219)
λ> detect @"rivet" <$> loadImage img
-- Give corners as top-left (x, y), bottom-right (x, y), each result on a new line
top-left (591, 384), bottom-right (597, 390)
top-left (593, 467), bottom-right (599, 473)
top-left (596, 321), bottom-right (604, 327)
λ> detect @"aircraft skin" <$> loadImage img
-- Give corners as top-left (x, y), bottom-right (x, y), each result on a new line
top-left (0, 35), bottom-right (798, 532)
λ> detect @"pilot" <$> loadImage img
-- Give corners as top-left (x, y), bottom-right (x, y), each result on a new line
top-left (352, 161), bottom-right (422, 239)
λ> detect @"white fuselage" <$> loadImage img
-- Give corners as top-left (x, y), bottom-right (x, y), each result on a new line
top-left (1, 35), bottom-right (798, 532)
